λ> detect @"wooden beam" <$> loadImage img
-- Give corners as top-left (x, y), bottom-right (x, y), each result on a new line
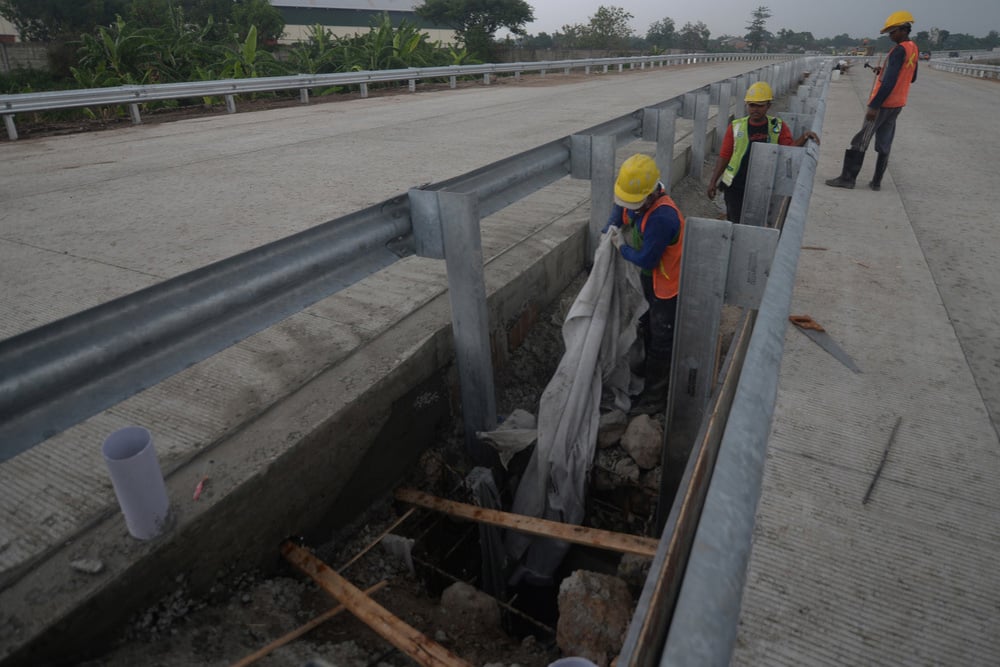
top-left (394, 488), bottom-right (658, 558)
top-left (229, 580), bottom-right (388, 667)
top-left (282, 542), bottom-right (472, 667)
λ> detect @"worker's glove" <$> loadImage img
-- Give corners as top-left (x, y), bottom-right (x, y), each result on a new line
top-left (609, 227), bottom-right (625, 250)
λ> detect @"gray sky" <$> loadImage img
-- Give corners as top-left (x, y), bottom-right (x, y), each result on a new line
top-left (524, 1), bottom-right (1000, 39)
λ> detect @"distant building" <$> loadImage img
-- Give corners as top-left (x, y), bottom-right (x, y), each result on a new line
top-left (719, 36), bottom-right (749, 51)
top-left (270, 0), bottom-right (455, 45)
top-left (0, 15), bottom-right (17, 43)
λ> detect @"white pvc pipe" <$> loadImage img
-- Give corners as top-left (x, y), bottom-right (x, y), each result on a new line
top-left (102, 426), bottom-right (171, 540)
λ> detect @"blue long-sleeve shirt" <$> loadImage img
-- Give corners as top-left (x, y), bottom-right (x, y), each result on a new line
top-left (605, 202), bottom-right (682, 271)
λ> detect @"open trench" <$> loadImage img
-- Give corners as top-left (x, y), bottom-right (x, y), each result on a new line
top-left (78, 173), bottom-right (740, 667)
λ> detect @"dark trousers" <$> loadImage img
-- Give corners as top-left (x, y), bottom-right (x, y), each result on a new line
top-left (723, 186), bottom-right (745, 224)
top-left (850, 106), bottom-right (902, 155)
top-left (640, 273), bottom-right (677, 363)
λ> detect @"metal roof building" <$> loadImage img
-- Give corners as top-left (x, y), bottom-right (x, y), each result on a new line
top-left (269, 0), bottom-right (454, 44)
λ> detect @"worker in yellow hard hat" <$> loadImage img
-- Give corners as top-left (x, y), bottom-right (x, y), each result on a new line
top-left (707, 81), bottom-right (820, 223)
top-left (827, 10), bottom-right (918, 190)
top-left (604, 154), bottom-right (685, 414)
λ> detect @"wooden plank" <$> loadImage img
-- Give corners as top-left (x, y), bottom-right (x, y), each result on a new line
top-left (282, 542), bottom-right (472, 667)
top-left (337, 507), bottom-right (417, 573)
top-left (229, 580), bottom-right (388, 667)
top-left (394, 488), bottom-right (658, 557)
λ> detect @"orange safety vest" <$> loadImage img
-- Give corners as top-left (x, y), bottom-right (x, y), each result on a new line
top-left (869, 41), bottom-right (918, 108)
top-left (621, 194), bottom-right (686, 299)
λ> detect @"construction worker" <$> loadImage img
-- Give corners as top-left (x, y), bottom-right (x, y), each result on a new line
top-left (605, 154), bottom-right (684, 414)
top-left (707, 81), bottom-right (820, 224)
top-left (827, 10), bottom-right (918, 191)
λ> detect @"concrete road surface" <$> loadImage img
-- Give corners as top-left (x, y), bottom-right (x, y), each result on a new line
top-left (880, 67), bottom-right (1000, 439)
top-left (1, 60), bottom-right (761, 338)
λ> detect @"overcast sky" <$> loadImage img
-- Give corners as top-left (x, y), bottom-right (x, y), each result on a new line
top-left (523, 0), bottom-right (1000, 40)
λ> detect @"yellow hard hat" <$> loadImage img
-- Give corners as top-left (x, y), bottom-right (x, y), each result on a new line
top-left (881, 10), bottom-right (915, 33)
top-left (744, 81), bottom-right (773, 103)
top-left (614, 154), bottom-right (660, 209)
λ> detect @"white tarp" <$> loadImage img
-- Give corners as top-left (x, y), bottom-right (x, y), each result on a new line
top-left (502, 228), bottom-right (647, 584)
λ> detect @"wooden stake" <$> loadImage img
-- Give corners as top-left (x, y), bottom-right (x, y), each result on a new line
top-left (228, 580), bottom-right (388, 667)
top-left (336, 507), bottom-right (417, 573)
top-left (395, 488), bottom-right (658, 557)
top-left (282, 542), bottom-right (472, 667)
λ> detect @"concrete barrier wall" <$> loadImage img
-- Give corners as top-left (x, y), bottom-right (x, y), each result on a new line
top-left (0, 42), bottom-right (49, 73)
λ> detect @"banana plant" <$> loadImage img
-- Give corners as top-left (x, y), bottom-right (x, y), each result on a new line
top-left (215, 26), bottom-right (280, 80)
top-left (74, 16), bottom-right (159, 87)
top-left (284, 23), bottom-right (343, 75)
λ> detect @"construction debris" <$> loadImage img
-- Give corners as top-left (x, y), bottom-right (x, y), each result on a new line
top-left (556, 570), bottom-right (633, 667)
top-left (863, 416), bottom-right (903, 505)
top-left (69, 558), bottom-right (105, 575)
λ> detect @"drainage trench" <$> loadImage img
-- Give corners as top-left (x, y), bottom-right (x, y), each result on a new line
top-left (80, 174), bottom-right (757, 667)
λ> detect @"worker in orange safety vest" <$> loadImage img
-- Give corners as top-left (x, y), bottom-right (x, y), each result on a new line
top-left (603, 154), bottom-right (685, 415)
top-left (827, 10), bottom-right (919, 191)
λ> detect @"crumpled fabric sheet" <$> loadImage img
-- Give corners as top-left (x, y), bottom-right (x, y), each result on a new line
top-left (476, 408), bottom-right (537, 470)
top-left (502, 227), bottom-right (648, 585)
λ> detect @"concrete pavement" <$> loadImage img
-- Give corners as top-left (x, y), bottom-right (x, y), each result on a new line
top-left (733, 64), bottom-right (1000, 665)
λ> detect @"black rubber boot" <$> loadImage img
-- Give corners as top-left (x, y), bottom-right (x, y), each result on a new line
top-left (631, 357), bottom-right (671, 416)
top-left (825, 149), bottom-right (866, 189)
top-left (869, 153), bottom-right (890, 191)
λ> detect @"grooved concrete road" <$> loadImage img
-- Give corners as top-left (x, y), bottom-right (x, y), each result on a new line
top-left (1, 61), bottom-right (761, 338)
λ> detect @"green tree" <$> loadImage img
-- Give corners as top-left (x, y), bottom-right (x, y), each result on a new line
top-left (414, 0), bottom-right (534, 61)
top-left (230, 0), bottom-right (284, 46)
top-left (586, 5), bottom-right (634, 51)
top-left (830, 33), bottom-right (855, 48)
top-left (0, 0), bottom-right (129, 41)
top-left (773, 28), bottom-right (816, 52)
top-left (745, 6), bottom-right (771, 52)
top-left (556, 23), bottom-right (588, 49)
top-left (521, 32), bottom-right (554, 49)
top-left (678, 21), bottom-right (710, 52)
top-left (646, 17), bottom-right (676, 51)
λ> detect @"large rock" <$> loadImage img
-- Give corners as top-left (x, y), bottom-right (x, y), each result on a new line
top-left (620, 415), bottom-right (662, 469)
top-left (438, 581), bottom-right (501, 631)
top-left (597, 410), bottom-right (629, 449)
top-left (556, 570), bottom-right (633, 667)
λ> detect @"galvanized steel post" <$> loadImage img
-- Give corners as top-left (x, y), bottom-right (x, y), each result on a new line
top-left (689, 92), bottom-right (709, 181)
top-left (437, 191), bottom-right (498, 463)
top-left (588, 135), bottom-right (616, 262)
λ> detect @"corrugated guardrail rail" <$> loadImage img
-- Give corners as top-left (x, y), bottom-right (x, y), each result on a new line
top-left (0, 52), bottom-right (786, 140)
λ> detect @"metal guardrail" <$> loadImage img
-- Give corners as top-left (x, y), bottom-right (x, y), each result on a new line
top-left (930, 55), bottom-right (1000, 80)
top-left (0, 52), bottom-right (787, 140)
top-left (657, 61), bottom-right (832, 667)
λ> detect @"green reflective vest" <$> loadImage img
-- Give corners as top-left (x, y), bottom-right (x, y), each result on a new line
top-left (722, 116), bottom-right (782, 186)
